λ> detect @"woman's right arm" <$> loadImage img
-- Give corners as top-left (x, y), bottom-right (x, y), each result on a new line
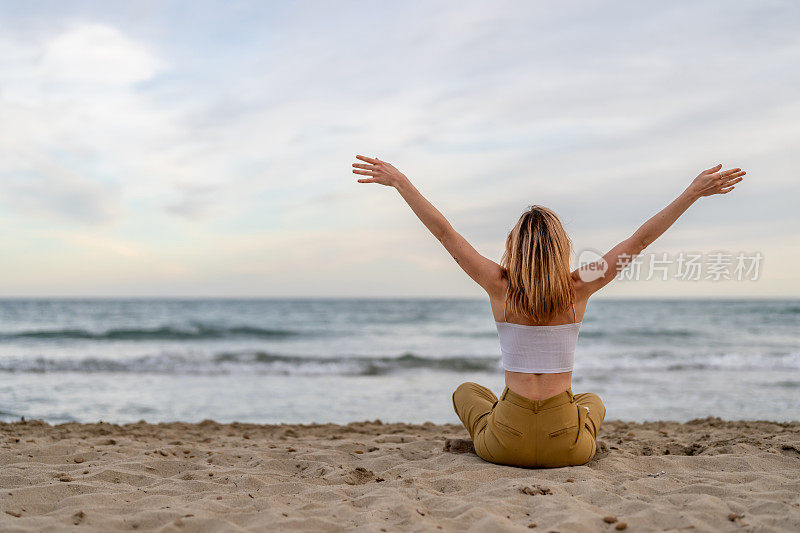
top-left (352, 155), bottom-right (505, 295)
top-left (574, 164), bottom-right (746, 296)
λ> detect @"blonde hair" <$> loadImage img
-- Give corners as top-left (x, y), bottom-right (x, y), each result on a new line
top-left (501, 205), bottom-right (575, 323)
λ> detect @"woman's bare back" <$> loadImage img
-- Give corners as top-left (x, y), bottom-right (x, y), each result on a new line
top-left (490, 280), bottom-right (589, 400)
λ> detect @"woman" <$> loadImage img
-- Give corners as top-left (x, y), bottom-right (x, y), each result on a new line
top-left (352, 155), bottom-right (745, 468)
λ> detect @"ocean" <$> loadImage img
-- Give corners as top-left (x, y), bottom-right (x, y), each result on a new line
top-left (0, 298), bottom-right (798, 425)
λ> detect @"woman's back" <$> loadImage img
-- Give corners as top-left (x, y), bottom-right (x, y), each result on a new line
top-left (490, 280), bottom-right (587, 400)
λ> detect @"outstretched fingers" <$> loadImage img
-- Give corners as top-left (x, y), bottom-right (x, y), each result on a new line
top-left (719, 167), bottom-right (743, 177)
top-left (709, 168), bottom-right (746, 188)
top-left (716, 170), bottom-right (746, 186)
top-left (352, 154), bottom-right (403, 187)
top-left (721, 175), bottom-right (745, 185)
top-left (691, 163), bottom-right (746, 197)
top-left (356, 155), bottom-right (379, 164)
top-left (721, 170), bottom-right (746, 180)
top-left (716, 179), bottom-right (742, 193)
top-left (717, 172), bottom-right (746, 194)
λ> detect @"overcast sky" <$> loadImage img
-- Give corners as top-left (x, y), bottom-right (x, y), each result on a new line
top-left (0, 0), bottom-right (798, 298)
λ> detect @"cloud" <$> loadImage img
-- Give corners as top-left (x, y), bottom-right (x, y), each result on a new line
top-left (1, 22), bottom-right (165, 105)
top-left (1, 155), bottom-right (119, 224)
top-left (0, 22), bottom-right (169, 224)
top-left (0, 1), bottom-right (797, 296)
top-left (41, 23), bottom-right (164, 86)
top-left (164, 183), bottom-right (222, 219)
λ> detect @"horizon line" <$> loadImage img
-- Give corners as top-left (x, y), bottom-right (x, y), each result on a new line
top-left (0, 295), bottom-right (797, 301)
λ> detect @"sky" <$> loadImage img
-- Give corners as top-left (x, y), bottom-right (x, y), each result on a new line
top-left (0, 0), bottom-right (798, 298)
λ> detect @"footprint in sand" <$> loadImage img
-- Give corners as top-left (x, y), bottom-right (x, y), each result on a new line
top-left (344, 467), bottom-right (375, 485)
top-left (443, 439), bottom-right (474, 454)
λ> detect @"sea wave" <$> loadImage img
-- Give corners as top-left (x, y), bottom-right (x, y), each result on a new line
top-left (1, 324), bottom-right (303, 341)
top-left (1, 349), bottom-right (798, 376)
top-left (442, 331), bottom-right (498, 338)
top-left (576, 350), bottom-right (800, 372)
top-left (0, 352), bottom-right (501, 376)
top-left (579, 328), bottom-right (700, 339)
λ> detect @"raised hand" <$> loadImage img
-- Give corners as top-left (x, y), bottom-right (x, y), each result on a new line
top-left (352, 155), bottom-right (408, 187)
top-left (686, 164), bottom-right (746, 198)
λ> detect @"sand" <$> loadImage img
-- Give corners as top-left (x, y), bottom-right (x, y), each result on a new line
top-left (1, 417), bottom-right (798, 532)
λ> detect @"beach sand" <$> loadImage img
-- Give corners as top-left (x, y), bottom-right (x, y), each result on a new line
top-left (1, 418), bottom-right (799, 532)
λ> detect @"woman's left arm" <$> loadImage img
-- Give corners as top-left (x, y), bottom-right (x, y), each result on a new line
top-left (352, 155), bottom-right (504, 294)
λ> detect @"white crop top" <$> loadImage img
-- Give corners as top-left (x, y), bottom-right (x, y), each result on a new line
top-left (495, 291), bottom-right (581, 373)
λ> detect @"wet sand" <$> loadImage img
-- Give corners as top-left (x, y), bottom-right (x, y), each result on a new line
top-left (1, 417), bottom-right (799, 531)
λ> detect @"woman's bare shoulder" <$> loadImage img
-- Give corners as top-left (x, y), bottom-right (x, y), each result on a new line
top-left (571, 273), bottom-right (592, 302)
top-left (482, 267), bottom-right (507, 298)
top-left (485, 275), bottom-right (508, 318)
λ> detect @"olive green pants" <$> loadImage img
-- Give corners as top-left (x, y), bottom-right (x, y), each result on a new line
top-left (452, 382), bottom-right (605, 468)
